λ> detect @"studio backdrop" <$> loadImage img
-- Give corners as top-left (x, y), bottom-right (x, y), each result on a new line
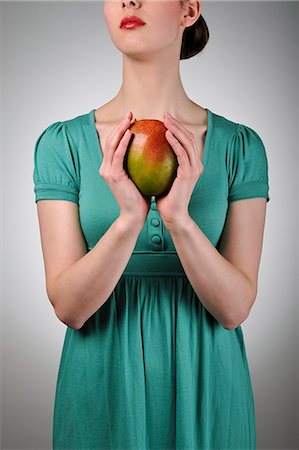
top-left (1, 1), bottom-right (298, 449)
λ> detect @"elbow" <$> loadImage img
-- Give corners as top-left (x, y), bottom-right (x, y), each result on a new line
top-left (223, 307), bottom-right (251, 330)
top-left (54, 306), bottom-right (83, 330)
top-left (223, 316), bottom-right (246, 330)
top-left (223, 321), bottom-right (243, 331)
top-left (223, 286), bottom-right (256, 330)
top-left (48, 285), bottom-right (83, 330)
top-left (50, 288), bottom-right (82, 330)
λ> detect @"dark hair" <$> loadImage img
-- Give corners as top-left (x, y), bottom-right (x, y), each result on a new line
top-left (180, 5), bottom-right (210, 60)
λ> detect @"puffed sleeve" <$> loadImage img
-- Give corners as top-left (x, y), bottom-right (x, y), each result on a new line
top-left (227, 123), bottom-right (270, 202)
top-left (33, 121), bottom-right (80, 204)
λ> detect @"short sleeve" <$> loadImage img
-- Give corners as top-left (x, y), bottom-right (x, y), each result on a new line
top-left (33, 121), bottom-right (80, 204)
top-left (227, 123), bottom-right (270, 203)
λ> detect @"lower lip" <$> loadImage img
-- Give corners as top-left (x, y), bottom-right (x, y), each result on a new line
top-left (121, 22), bottom-right (145, 30)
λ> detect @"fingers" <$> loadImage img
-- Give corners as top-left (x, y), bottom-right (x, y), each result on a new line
top-left (165, 130), bottom-right (190, 174)
top-left (105, 111), bottom-right (135, 167)
top-left (163, 114), bottom-right (197, 169)
top-left (112, 127), bottom-right (132, 175)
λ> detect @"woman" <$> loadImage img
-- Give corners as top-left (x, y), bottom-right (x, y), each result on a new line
top-left (33, 1), bottom-right (270, 449)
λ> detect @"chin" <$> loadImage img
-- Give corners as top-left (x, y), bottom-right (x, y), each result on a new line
top-left (116, 42), bottom-right (152, 59)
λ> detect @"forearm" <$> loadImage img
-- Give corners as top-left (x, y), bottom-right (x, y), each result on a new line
top-left (166, 216), bottom-right (255, 330)
top-left (53, 215), bottom-right (144, 329)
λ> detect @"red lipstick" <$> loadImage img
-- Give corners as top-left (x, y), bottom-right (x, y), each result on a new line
top-left (120, 15), bottom-right (146, 29)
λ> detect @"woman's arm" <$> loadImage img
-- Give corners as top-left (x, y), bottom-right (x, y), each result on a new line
top-left (164, 198), bottom-right (267, 330)
top-left (54, 216), bottom-right (143, 329)
top-left (37, 200), bottom-right (144, 330)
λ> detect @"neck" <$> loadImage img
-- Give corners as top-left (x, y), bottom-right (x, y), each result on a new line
top-left (112, 53), bottom-right (195, 122)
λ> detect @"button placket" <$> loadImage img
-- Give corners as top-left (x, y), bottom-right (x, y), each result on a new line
top-left (148, 196), bottom-right (163, 251)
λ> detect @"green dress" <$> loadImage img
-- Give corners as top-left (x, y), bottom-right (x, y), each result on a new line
top-left (33, 107), bottom-right (270, 450)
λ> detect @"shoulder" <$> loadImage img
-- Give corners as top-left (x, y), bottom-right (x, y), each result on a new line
top-left (35, 110), bottom-right (91, 148)
top-left (63, 110), bottom-right (91, 130)
top-left (210, 109), bottom-right (238, 138)
top-left (61, 110), bottom-right (92, 140)
top-left (210, 109), bottom-right (265, 148)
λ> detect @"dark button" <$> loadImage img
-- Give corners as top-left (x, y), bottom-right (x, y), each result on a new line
top-left (151, 218), bottom-right (160, 227)
top-left (152, 235), bottom-right (161, 244)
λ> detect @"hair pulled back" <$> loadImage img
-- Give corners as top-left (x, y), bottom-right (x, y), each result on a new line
top-left (180, 1), bottom-right (209, 60)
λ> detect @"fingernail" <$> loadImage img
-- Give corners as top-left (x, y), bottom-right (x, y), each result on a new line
top-left (126, 111), bottom-right (131, 118)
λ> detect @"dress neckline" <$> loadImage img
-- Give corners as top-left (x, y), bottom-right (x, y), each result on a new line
top-left (88, 107), bottom-right (214, 191)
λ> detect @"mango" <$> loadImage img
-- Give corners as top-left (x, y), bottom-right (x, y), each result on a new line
top-left (124, 119), bottom-right (179, 197)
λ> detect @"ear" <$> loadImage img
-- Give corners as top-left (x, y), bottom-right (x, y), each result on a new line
top-left (181, 0), bottom-right (201, 28)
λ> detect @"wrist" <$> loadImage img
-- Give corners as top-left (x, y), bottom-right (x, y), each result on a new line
top-left (117, 213), bottom-right (146, 231)
top-left (164, 214), bottom-right (193, 234)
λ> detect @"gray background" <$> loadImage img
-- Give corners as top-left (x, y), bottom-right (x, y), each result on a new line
top-left (1, 1), bottom-right (298, 449)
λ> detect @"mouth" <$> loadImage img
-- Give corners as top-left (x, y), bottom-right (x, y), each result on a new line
top-left (120, 15), bottom-right (146, 29)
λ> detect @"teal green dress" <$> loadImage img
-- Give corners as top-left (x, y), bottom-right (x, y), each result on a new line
top-left (33, 107), bottom-right (270, 450)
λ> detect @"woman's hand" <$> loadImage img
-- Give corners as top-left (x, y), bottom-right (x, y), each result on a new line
top-left (155, 112), bottom-right (204, 229)
top-left (99, 111), bottom-right (151, 225)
